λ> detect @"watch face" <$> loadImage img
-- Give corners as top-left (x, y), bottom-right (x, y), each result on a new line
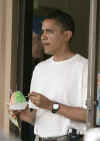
top-left (53, 103), bottom-right (59, 110)
top-left (52, 103), bottom-right (60, 113)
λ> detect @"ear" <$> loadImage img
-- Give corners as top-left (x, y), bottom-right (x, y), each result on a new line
top-left (64, 31), bottom-right (72, 42)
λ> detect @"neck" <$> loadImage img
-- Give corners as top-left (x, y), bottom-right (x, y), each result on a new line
top-left (53, 48), bottom-right (75, 62)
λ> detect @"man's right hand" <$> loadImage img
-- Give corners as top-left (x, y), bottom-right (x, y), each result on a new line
top-left (9, 106), bottom-right (36, 125)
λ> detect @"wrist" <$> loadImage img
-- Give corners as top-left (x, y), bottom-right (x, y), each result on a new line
top-left (47, 101), bottom-right (60, 113)
top-left (48, 101), bottom-right (54, 111)
top-left (52, 103), bottom-right (60, 113)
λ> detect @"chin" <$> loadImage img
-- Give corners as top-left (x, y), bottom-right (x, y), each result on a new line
top-left (44, 49), bottom-right (52, 55)
top-left (44, 48), bottom-right (50, 53)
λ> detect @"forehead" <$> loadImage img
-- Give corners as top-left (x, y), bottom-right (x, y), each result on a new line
top-left (42, 19), bottom-right (61, 29)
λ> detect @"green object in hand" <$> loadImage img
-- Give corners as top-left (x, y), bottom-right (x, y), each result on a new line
top-left (14, 91), bottom-right (26, 103)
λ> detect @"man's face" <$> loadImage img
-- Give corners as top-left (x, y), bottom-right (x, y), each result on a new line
top-left (41, 19), bottom-right (68, 55)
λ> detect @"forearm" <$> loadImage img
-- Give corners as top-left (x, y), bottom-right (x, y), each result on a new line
top-left (47, 102), bottom-right (87, 122)
top-left (57, 104), bottom-right (87, 122)
top-left (30, 109), bottom-right (37, 125)
top-left (29, 92), bottom-right (87, 122)
top-left (26, 110), bottom-right (36, 125)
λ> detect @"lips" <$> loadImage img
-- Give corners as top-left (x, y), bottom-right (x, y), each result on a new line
top-left (42, 42), bottom-right (51, 53)
top-left (43, 43), bottom-right (50, 47)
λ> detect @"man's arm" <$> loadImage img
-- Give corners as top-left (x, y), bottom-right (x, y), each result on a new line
top-left (9, 107), bottom-right (37, 125)
top-left (19, 108), bottom-right (37, 125)
top-left (29, 92), bottom-right (87, 123)
top-left (52, 104), bottom-right (86, 122)
top-left (45, 100), bottom-right (86, 122)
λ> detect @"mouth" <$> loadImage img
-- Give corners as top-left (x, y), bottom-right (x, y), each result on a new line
top-left (43, 43), bottom-right (50, 46)
top-left (42, 43), bottom-right (51, 53)
top-left (42, 43), bottom-right (51, 49)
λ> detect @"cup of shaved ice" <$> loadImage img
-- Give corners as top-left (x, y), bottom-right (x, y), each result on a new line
top-left (9, 91), bottom-right (27, 110)
top-left (9, 91), bottom-right (27, 129)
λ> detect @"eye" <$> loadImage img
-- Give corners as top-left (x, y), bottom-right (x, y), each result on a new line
top-left (46, 29), bottom-right (54, 34)
top-left (41, 29), bottom-right (54, 35)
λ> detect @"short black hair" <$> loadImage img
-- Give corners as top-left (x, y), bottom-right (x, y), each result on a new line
top-left (45, 9), bottom-right (75, 34)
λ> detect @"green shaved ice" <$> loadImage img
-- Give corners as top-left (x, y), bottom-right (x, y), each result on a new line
top-left (15, 91), bottom-right (26, 103)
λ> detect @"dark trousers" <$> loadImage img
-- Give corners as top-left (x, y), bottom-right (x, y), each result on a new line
top-left (21, 121), bottom-right (35, 141)
top-left (67, 135), bottom-right (83, 141)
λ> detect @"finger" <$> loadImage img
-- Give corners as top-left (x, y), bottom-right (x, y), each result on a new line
top-left (29, 93), bottom-right (38, 99)
top-left (28, 92), bottom-right (36, 98)
top-left (29, 96), bottom-right (40, 102)
top-left (12, 109), bottom-right (25, 115)
top-left (28, 91), bottom-right (40, 97)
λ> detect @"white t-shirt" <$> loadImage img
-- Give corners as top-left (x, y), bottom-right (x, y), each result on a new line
top-left (30, 54), bottom-right (88, 137)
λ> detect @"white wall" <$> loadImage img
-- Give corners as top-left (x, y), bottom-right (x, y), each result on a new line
top-left (0, 0), bottom-right (13, 134)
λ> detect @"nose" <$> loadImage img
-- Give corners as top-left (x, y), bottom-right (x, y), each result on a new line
top-left (41, 31), bottom-right (47, 41)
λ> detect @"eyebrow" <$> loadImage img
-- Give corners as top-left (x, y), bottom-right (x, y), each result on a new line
top-left (41, 29), bottom-right (54, 33)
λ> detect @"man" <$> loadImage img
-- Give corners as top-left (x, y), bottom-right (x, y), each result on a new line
top-left (13, 10), bottom-right (88, 141)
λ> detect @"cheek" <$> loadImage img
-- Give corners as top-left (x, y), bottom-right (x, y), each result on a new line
top-left (51, 35), bottom-right (63, 46)
top-left (48, 35), bottom-right (58, 43)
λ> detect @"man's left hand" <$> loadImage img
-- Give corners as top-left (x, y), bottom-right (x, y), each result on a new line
top-left (28, 92), bottom-right (53, 110)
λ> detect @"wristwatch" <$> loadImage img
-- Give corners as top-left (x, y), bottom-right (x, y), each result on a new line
top-left (52, 103), bottom-right (60, 113)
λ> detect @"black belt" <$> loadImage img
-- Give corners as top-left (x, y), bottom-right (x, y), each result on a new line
top-left (39, 135), bottom-right (83, 141)
top-left (39, 135), bottom-right (67, 141)
top-left (39, 138), bottom-right (57, 141)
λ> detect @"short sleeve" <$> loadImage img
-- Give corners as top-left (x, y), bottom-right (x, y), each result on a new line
top-left (30, 65), bottom-right (39, 93)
